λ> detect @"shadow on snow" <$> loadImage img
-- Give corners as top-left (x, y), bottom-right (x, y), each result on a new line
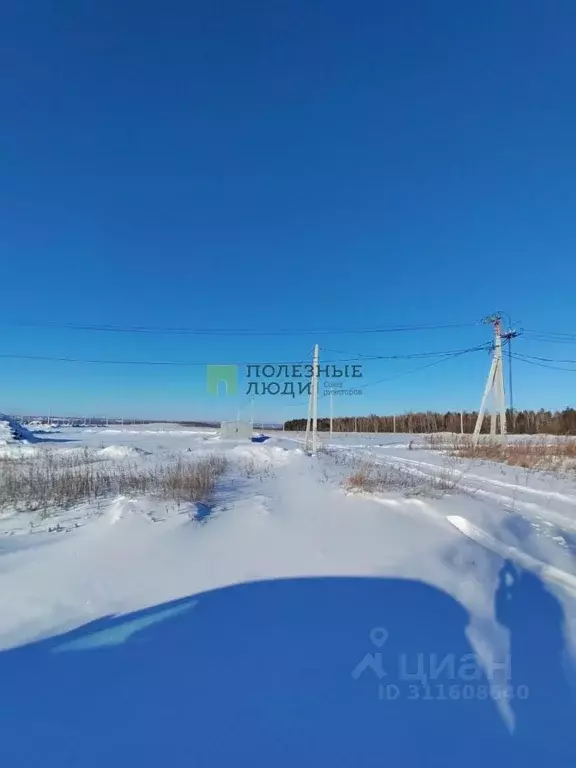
top-left (0, 415), bottom-right (79, 445)
top-left (1, 564), bottom-right (575, 767)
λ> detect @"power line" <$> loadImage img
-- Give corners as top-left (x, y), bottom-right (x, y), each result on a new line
top-left (0, 352), bottom-right (405, 367)
top-left (524, 328), bottom-right (576, 339)
top-left (3, 319), bottom-right (481, 337)
top-left (349, 345), bottom-right (488, 391)
top-left (0, 353), bottom-right (205, 366)
top-left (269, 344), bottom-right (490, 410)
top-left (510, 353), bottom-right (576, 372)
top-left (322, 343), bottom-right (492, 360)
top-left (0, 342), bottom-right (492, 368)
top-left (11, 342), bottom-right (479, 404)
top-left (522, 332), bottom-right (576, 345)
top-left (523, 328), bottom-right (576, 339)
top-left (512, 352), bottom-right (576, 364)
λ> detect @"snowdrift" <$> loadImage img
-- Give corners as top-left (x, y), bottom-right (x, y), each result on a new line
top-left (0, 415), bottom-right (39, 444)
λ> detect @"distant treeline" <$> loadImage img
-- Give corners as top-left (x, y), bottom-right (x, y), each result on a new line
top-left (284, 408), bottom-right (576, 435)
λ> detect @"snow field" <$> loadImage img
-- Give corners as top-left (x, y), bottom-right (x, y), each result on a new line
top-left (0, 422), bottom-right (575, 734)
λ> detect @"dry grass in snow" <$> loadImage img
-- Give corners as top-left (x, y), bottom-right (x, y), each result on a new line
top-left (424, 433), bottom-right (576, 473)
top-left (0, 449), bottom-right (228, 516)
top-left (344, 460), bottom-right (457, 496)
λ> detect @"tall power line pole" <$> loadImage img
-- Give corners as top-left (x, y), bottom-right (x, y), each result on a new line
top-left (497, 311), bottom-right (519, 432)
top-left (311, 344), bottom-right (319, 453)
top-left (473, 314), bottom-right (507, 445)
top-left (305, 344), bottom-right (320, 453)
top-left (508, 337), bottom-right (514, 428)
top-left (502, 327), bottom-right (518, 432)
top-left (305, 378), bottom-right (312, 447)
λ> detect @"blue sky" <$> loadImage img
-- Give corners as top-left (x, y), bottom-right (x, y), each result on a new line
top-left (1, 0), bottom-right (575, 422)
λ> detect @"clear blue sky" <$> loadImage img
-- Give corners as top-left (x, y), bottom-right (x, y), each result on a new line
top-left (1, 0), bottom-right (575, 421)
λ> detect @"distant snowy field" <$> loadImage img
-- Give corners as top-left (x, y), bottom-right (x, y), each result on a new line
top-left (1, 422), bottom-right (576, 701)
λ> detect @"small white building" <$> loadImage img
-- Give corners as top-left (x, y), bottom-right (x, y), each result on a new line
top-left (220, 420), bottom-right (253, 440)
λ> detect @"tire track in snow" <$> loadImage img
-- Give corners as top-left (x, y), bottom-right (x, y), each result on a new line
top-left (386, 454), bottom-right (576, 504)
top-left (335, 449), bottom-right (576, 594)
top-left (348, 448), bottom-right (576, 528)
top-left (338, 446), bottom-right (576, 564)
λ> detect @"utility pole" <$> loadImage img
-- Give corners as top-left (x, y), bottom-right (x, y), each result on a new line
top-left (305, 344), bottom-right (319, 453)
top-left (393, 414), bottom-right (396, 434)
top-left (311, 344), bottom-right (319, 453)
top-left (329, 391), bottom-right (333, 438)
top-left (502, 327), bottom-right (518, 433)
top-left (473, 314), bottom-right (507, 445)
top-left (460, 410), bottom-right (464, 434)
top-left (508, 337), bottom-right (514, 431)
top-left (305, 383), bottom-right (312, 447)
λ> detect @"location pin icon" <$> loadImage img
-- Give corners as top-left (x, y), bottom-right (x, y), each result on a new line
top-left (370, 627), bottom-right (388, 647)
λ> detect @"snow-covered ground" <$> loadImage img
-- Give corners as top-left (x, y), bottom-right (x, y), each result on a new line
top-left (2, 424), bottom-right (576, 650)
top-left (1, 424), bottom-right (575, 764)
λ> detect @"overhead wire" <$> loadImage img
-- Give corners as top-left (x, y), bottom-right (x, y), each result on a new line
top-left (0, 341), bottom-right (493, 368)
top-left (321, 343), bottom-right (492, 360)
top-left (521, 332), bottom-right (576, 345)
top-left (523, 328), bottom-right (576, 339)
top-left (510, 353), bottom-right (576, 372)
top-left (358, 344), bottom-right (488, 391)
top-left (281, 343), bottom-right (489, 409)
top-left (2, 319), bottom-right (482, 336)
top-left (0, 350), bottom-right (487, 367)
top-left (511, 351), bottom-right (576, 364)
